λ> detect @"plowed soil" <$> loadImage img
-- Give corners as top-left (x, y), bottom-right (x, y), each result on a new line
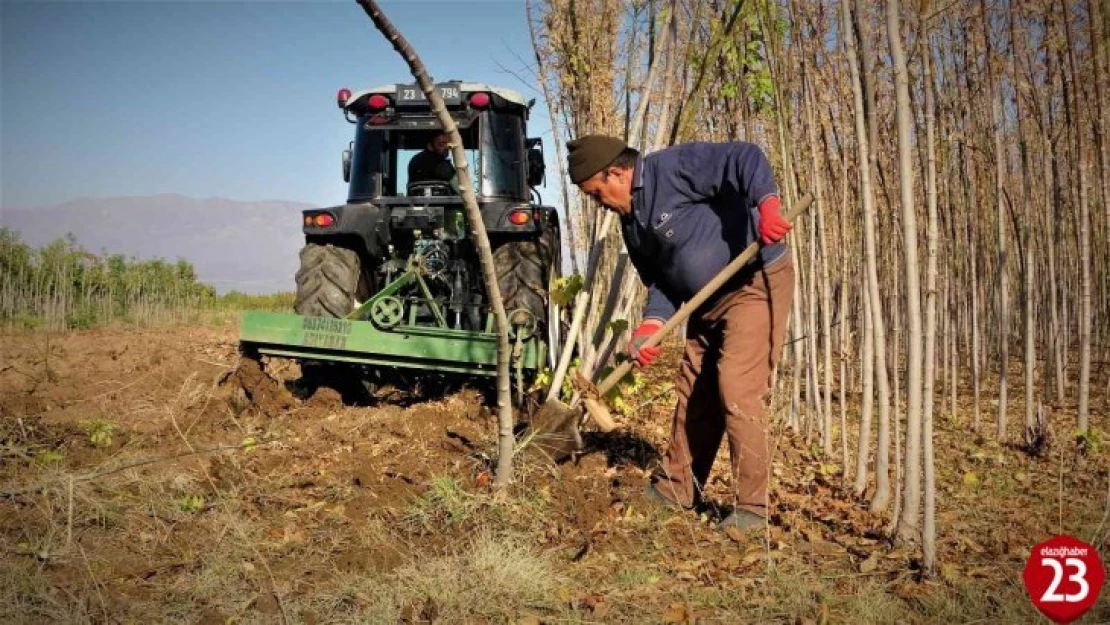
top-left (1, 324), bottom-right (1107, 623)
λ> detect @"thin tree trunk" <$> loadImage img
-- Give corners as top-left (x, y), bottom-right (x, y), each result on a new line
top-left (1064, 0), bottom-right (1092, 434)
top-left (526, 0), bottom-right (580, 276)
top-left (981, 0), bottom-right (1009, 441)
top-left (1010, 4), bottom-right (1036, 438)
top-left (850, 0), bottom-right (893, 513)
top-left (843, 0), bottom-right (880, 499)
top-left (920, 6), bottom-right (939, 574)
top-left (888, 0), bottom-right (923, 541)
top-left (358, 0), bottom-right (516, 486)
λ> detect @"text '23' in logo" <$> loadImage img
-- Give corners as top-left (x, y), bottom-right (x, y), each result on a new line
top-left (1023, 534), bottom-right (1105, 624)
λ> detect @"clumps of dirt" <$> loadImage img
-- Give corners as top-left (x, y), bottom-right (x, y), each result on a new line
top-left (220, 357), bottom-right (294, 413)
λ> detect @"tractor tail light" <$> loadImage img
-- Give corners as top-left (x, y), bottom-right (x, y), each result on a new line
top-left (337, 88), bottom-right (352, 108)
top-left (367, 94), bottom-right (390, 110)
top-left (508, 210), bottom-right (531, 226)
top-left (305, 213), bottom-right (336, 228)
top-left (469, 92), bottom-right (491, 108)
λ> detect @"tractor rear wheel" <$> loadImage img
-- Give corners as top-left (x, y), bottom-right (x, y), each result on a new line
top-left (294, 243), bottom-right (369, 317)
top-left (292, 243), bottom-right (375, 402)
top-left (493, 223), bottom-right (558, 341)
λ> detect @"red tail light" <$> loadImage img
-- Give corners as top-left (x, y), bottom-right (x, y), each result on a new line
top-left (367, 94), bottom-right (390, 110)
top-left (305, 213), bottom-right (335, 228)
top-left (509, 210), bottom-right (531, 226)
top-left (469, 92), bottom-right (491, 108)
top-left (337, 88), bottom-right (352, 108)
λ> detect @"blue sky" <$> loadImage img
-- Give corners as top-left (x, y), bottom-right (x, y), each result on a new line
top-left (1, 0), bottom-right (557, 209)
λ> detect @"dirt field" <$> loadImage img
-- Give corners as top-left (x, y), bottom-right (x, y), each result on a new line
top-left (1, 322), bottom-right (1108, 623)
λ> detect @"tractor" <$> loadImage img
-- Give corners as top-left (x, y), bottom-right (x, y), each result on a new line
top-left (238, 81), bottom-right (564, 405)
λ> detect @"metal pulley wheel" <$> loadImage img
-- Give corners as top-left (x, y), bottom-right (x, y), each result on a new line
top-left (369, 296), bottom-right (405, 329)
top-left (507, 308), bottom-right (538, 340)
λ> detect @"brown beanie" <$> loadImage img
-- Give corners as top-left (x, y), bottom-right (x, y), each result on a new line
top-left (566, 134), bottom-right (627, 184)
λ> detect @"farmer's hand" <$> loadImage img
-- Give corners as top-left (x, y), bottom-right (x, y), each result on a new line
top-left (629, 319), bottom-right (664, 367)
top-left (758, 195), bottom-right (792, 245)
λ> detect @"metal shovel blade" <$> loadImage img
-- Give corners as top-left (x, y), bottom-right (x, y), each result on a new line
top-left (525, 398), bottom-right (585, 462)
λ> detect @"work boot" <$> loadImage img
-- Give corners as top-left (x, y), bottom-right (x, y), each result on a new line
top-left (642, 481), bottom-right (691, 512)
top-left (717, 509), bottom-right (767, 533)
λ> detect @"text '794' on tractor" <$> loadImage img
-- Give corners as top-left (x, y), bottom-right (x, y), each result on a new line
top-left (237, 81), bottom-right (566, 406)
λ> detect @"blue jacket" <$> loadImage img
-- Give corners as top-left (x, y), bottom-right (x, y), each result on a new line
top-left (621, 141), bottom-right (787, 321)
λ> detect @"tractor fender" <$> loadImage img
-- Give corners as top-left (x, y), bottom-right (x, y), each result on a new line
top-left (302, 202), bottom-right (389, 258)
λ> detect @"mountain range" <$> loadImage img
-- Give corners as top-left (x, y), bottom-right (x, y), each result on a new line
top-left (2, 194), bottom-right (317, 294)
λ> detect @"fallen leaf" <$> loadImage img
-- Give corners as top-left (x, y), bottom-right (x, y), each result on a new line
top-left (726, 526), bottom-right (749, 542)
top-left (662, 604), bottom-right (690, 624)
top-left (859, 553), bottom-right (879, 573)
top-left (962, 471), bottom-right (979, 486)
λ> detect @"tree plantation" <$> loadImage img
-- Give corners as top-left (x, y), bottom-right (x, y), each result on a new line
top-left (528, 0), bottom-right (1109, 576)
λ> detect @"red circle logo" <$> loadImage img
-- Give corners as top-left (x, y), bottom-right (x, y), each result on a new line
top-left (1023, 535), bottom-right (1105, 623)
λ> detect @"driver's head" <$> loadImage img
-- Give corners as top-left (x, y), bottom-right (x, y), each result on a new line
top-left (427, 133), bottom-right (451, 156)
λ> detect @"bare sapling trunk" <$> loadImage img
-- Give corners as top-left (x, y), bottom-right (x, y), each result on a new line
top-left (981, 0), bottom-right (1009, 441)
top-left (526, 0), bottom-right (580, 276)
top-left (1064, 0), bottom-right (1092, 435)
top-left (920, 5), bottom-right (939, 573)
top-left (357, 0), bottom-right (517, 487)
top-left (1009, 5), bottom-right (1036, 440)
top-left (843, 0), bottom-right (875, 498)
top-left (848, 0), bottom-right (893, 512)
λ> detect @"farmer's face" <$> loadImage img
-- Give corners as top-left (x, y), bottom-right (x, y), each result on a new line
top-left (429, 134), bottom-right (451, 155)
top-left (578, 167), bottom-right (633, 215)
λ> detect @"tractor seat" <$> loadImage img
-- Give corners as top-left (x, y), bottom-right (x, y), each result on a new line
top-left (406, 180), bottom-right (456, 197)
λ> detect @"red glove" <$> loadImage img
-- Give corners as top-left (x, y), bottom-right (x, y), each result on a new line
top-left (629, 319), bottom-right (664, 367)
top-left (758, 195), bottom-right (792, 245)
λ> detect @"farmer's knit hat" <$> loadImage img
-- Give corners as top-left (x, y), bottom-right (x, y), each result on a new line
top-left (566, 134), bottom-right (628, 184)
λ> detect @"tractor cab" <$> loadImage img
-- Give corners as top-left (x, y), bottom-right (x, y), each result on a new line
top-left (339, 82), bottom-right (545, 204)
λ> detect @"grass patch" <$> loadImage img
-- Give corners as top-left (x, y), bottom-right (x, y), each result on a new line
top-left (404, 476), bottom-right (479, 529)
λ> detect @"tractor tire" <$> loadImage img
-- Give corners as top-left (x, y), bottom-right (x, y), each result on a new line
top-left (294, 243), bottom-right (368, 318)
top-left (493, 223), bottom-right (558, 336)
top-left (292, 243), bottom-right (375, 403)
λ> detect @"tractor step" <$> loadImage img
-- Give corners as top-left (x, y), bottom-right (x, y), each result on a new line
top-left (238, 311), bottom-right (544, 376)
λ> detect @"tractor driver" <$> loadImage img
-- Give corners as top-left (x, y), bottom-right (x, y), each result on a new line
top-left (408, 132), bottom-right (457, 185)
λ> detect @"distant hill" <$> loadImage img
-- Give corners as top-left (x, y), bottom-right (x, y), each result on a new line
top-left (1, 194), bottom-right (315, 294)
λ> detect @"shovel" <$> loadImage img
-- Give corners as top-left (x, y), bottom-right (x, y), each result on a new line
top-left (528, 193), bottom-right (814, 459)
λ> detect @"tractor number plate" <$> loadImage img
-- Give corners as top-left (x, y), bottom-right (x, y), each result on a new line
top-left (396, 84), bottom-right (461, 106)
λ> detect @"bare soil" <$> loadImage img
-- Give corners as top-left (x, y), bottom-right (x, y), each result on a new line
top-left (1, 324), bottom-right (1108, 623)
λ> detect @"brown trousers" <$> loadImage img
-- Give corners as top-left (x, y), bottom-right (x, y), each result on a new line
top-left (653, 257), bottom-right (794, 515)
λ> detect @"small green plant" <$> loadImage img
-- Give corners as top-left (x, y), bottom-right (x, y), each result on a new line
top-left (405, 476), bottom-right (477, 528)
top-left (549, 274), bottom-right (584, 306)
top-left (86, 421), bottom-right (117, 447)
top-left (607, 318), bottom-right (630, 335)
top-left (34, 449), bottom-right (65, 465)
top-left (529, 358), bottom-right (581, 400)
top-left (175, 494), bottom-right (206, 513)
top-left (600, 367), bottom-right (646, 417)
top-left (1077, 427), bottom-right (1104, 456)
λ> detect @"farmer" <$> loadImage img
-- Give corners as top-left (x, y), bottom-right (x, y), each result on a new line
top-left (567, 135), bottom-right (794, 532)
top-left (408, 132), bottom-right (456, 184)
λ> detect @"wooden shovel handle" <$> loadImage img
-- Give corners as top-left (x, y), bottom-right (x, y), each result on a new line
top-left (595, 193), bottom-right (814, 397)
